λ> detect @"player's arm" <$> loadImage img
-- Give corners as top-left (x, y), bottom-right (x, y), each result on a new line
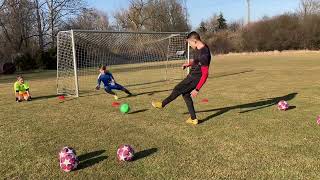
top-left (195, 65), bottom-right (209, 91)
top-left (24, 83), bottom-right (31, 99)
top-left (191, 64), bottom-right (209, 98)
top-left (110, 73), bottom-right (116, 83)
top-left (196, 52), bottom-right (210, 91)
top-left (96, 74), bottom-right (102, 90)
top-left (14, 82), bottom-right (20, 101)
top-left (182, 59), bottom-right (194, 69)
top-left (15, 91), bottom-right (20, 101)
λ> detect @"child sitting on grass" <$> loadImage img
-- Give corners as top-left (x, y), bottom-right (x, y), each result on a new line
top-left (96, 65), bottom-right (132, 100)
top-left (14, 75), bottom-right (32, 102)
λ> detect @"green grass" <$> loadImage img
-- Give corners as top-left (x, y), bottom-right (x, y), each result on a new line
top-left (1, 52), bottom-right (320, 179)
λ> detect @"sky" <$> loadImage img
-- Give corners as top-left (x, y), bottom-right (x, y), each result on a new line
top-left (87, 0), bottom-right (300, 29)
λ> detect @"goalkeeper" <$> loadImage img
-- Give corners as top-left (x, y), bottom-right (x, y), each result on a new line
top-left (152, 31), bottom-right (211, 125)
top-left (96, 65), bottom-right (132, 100)
top-left (14, 75), bottom-right (32, 102)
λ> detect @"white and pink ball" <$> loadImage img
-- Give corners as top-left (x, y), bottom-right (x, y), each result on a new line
top-left (59, 146), bottom-right (78, 172)
top-left (317, 116), bottom-right (320, 125)
top-left (59, 146), bottom-right (77, 159)
top-left (59, 153), bottom-right (79, 172)
top-left (117, 145), bottom-right (135, 162)
top-left (277, 100), bottom-right (289, 111)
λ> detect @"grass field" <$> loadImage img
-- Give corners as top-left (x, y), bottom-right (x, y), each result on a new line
top-left (1, 52), bottom-right (320, 179)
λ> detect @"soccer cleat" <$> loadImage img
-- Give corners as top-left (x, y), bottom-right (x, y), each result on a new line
top-left (114, 95), bottom-right (119, 100)
top-left (186, 117), bottom-right (198, 125)
top-left (151, 101), bottom-right (163, 109)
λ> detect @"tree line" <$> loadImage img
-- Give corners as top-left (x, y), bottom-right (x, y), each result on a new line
top-left (0, 0), bottom-right (319, 73)
top-left (197, 0), bottom-right (320, 54)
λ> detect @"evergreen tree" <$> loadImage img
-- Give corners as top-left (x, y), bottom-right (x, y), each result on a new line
top-left (217, 12), bottom-right (227, 30)
top-left (198, 21), bottom-right (207, 33)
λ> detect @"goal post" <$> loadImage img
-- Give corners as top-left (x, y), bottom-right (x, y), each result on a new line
top-left (57, 30), bottom-right (190, 97)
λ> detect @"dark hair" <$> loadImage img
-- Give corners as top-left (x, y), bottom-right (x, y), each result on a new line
top-left (187, 31), bottom-right (201, 41)
top-left (99, 65), bottom-right (110, 73)
top-left (99, 65), bottom-right (107, 71)
top-left (16, 75), bottom-right (23, 80)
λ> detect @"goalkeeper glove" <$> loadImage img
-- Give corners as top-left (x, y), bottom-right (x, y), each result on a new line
top-left (182, 63), bottom-right (189, 70)
top-left (96, 86), bottom-right (100, 90)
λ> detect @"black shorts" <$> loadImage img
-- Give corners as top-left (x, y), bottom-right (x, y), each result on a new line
top-left (173, 75), bottom-right (201, 94)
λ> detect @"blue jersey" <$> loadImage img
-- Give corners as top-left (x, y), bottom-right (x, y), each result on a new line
top-left (97, 72), bottom-right (115, 87)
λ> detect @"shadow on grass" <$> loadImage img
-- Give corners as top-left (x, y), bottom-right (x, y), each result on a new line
top-left (287, 106), bottom-right (296, 110)
top-left (193, 93), bottom-right (298, 124)
top-left (79, 93), bottom-right (103, 98)
top-left (79, 87), bottom-right (174, 99)
top-left (32, 94), bottom-right (58, 101)
top-left (129, 81), bottom-right (178, 91)
top-left (126, 80), bottom-right (168, 87)
top-left (77, 70), bottom-right (253, 98)
top-left (211, 69), bottom-right (254, 79)
top-left (76, 150), bottom-right (107, 170)
top-left (125, 70), bottom-right (253, 89)
top-left (57, 97), bottom-right (77, 104)
top-left (121, 89), bottom-right (173, 98)
top-left (128, 109), bottom-right (149, 114)
top-left (134, 148), bottom-right (158, 161)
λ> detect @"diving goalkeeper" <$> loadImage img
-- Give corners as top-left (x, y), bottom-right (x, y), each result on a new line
top-left (96, 65), bottom-right (132, 100)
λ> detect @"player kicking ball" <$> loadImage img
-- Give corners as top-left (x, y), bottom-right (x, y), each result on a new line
top-left (96, 65), bottom-right (132, 100)
top-left (152, 31), bottom-right (211, 125)
top-left (14, 75), bottom-right (32, 102)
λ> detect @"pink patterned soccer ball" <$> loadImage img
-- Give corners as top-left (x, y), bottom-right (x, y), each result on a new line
top-left (317, 116), bottom-right (320, 125)
top-left (117, 145), bottom-right (134, 161)
top-left (59, 146), bottom-right (77, 159)
top-left (59, 153), bottom-right (79, 172)
top-left (277, 100), bottom-right (289, 111)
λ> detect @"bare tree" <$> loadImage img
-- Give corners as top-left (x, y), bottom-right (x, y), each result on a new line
top-left (66, 8), bottom-right (109, 30)
top-left (45, 0), bottom-right (85, 47)
top-left (0, 0), bottom-right (36, 52)
top-left (114, 0), bottom-right (153, 31)
top-left (299, 0), bottom-right (320, 16)
top-left (204, 14), bottom-right (219, 32)
top-left (33, 0), bottom-right (47, 52)
top-left (114, 0), bottom-right (189, 32)
top-left (228, 20), bottom-right (244, 32)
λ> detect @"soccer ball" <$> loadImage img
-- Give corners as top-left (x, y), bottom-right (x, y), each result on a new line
top-left (59, 146), bottom-right (77, 159)
top-left (277, 100), bottom-right (289, 111)
top-left (117, 145), bottom-right (134, 161)
top-left (59, 153), bottom-right (79, 172)
top-left (120, 103), bottom-right (130, 114)
top-left (317, 116), bottom-right (320, 125)
top-left (58, 146), bottom-right (78, 172)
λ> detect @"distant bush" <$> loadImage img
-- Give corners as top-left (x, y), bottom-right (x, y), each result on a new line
top-left (15, 53), bottom-right (38, 71)
top-left (201, 31), bottom-right (242, 54)
top-left (242, 14), bottom-right (302, 52)
top-left (36, 48), bottom-right (57, 70)
top-left (14, 48), bottom-right (57, 71)
top-left (2, 62), bottom-right (16, 74)
top-left (301, 14), bottom-right (320, 50)
top-left (201, 13), bottom-right (320, 54)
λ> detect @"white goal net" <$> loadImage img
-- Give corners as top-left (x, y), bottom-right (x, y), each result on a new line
top-left (57, 30), bottom-right (189, 97)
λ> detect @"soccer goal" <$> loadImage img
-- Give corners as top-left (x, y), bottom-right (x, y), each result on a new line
top-left (57, 30), bottom-right (189, 97)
